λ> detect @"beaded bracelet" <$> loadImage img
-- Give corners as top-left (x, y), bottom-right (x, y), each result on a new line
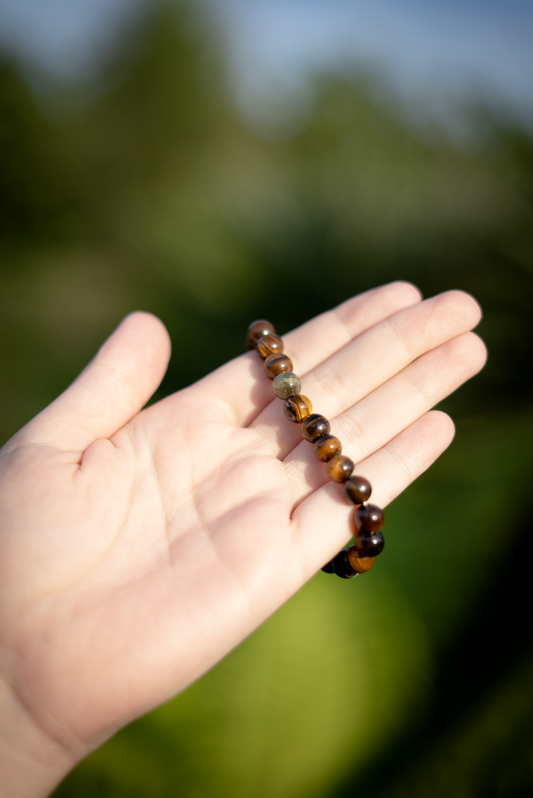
top-left (247, 319), bottom-right (385, 580)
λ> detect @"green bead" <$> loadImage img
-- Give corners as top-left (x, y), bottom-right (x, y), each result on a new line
top-left (272, 372), bottom-right (301, 399)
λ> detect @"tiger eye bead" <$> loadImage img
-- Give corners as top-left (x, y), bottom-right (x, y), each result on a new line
top-left (333, 549), bottom-right (358, 579)
top-left (300, 414), bottom-right (330, 442)
top-left (256, 334), bottom-right (284, 360)
top-left (247, 320), bottom-right (275, 350)
top-left (354, 503), bottom-right (384, 532)
top-left (326, 454), bottom-right (354, 483)
top-left (347, 548), bottom-right (375, 573)
top-left (264, 354), bottom-right (293, 380)
top-left (284, 395), bottom-right (313, 423)
top-left (343, 475), bottom-right (372, 505)
top-left (313, 435), bottom-right (342, 462)
top-left (352, 530), bottom-right (385, 558)
top-left (272, 372), bottom-right (301, 399)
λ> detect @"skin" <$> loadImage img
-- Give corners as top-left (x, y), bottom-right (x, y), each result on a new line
top-left (0, 282), bottom-right (486, 797)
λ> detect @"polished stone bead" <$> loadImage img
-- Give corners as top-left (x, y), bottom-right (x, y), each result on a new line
top-left (333, 549), bottom-right (358, 579)
top-left (354, 503), bottom-right (384, 532)
top-left (264, 354), bottom-right (293, 380)
top-left (343, 475), bottom-right (372, 505)
top-left (256, 334), bottom-right (284, 360)
top-left (352, 530), bottom-right (385, 558)
top-left (347, 547), bottom-right (375, 573)
top-left (326, 454), bottom-right (354, 482)
top-left (284, 394), bottom-right (313, 423)
top-left (247, 319), bottom-right (276, 350)
top-left (272, 372), bottom-right (301, 399)
top-left (313, 435), bottom-right (342, 462)
top-left (321, 559), bottom-right (335, 574)
top-left (300, 413), bottom-right (330, 442)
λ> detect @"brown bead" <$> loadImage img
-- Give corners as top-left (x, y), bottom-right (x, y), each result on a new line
top-left (326, 454), bottom-right (354, 483)
top-left (300, 413), bottom-right (330, 442)
top-left (333, 549), bottom-right (358, 579)
top-left (352, 530), bottom-right (385, 558)
top-left (347, 547), bottom-right (375, 573)
top-left (264, 354), bottom-right (293, 380)
top-left (283, 394), bottom-right (313, 423)
top-left (256, 334), bottom-right (284, 360)
top-left (247, 320), bottom-right (276, 350)
top-left (354, 503), bottom-right (384, 532)
top-left (343, 475), bottom-right (372, 505)
top-left (313, 435), bottom-right (342, 462)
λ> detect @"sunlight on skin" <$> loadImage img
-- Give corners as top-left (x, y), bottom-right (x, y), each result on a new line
top-left (0, 282), bottom-right (486, 797)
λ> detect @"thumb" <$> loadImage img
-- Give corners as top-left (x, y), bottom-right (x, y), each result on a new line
top-left (16, 312), bottom-right (171, 452)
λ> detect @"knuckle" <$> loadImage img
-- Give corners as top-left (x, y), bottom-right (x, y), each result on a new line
top-left (387, 314), bottom-right (415, 358)
top-left (387, 443), bottom-right (413, 481)
top-left (311, 361), bottom-right (352, 407)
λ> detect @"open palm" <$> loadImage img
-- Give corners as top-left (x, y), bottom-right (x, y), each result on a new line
top-left (0, 282), bottom-right (485, 796)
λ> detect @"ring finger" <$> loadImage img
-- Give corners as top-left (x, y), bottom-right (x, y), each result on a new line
top-left (283, 330), bottom-right (486, 503)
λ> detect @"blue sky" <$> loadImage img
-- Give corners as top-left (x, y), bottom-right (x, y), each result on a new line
top-left (1, 0), bottom-right (532, 117)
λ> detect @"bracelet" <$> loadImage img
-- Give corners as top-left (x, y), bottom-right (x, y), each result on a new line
top-left (247, 319), bottom-right (385, 580)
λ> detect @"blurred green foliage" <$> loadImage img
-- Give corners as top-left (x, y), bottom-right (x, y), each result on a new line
top-left (1, 2), bottom-right (532, 796)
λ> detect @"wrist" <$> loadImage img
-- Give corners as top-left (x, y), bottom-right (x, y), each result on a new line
top-left (0, 678), bottom-right (76, 798)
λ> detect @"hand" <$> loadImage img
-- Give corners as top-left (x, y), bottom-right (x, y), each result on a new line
top-left (0, 283), bottom-right (485, 796)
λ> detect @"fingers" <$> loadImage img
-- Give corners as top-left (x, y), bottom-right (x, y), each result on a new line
top-left (195, 282), bottom-right (422, 426)
top-left (18, 312), bottom-right (171, 452)
top-left (252, 290), bottom-right (482, 457)
top-left (284, 331), bottom-right (487, 499)
top-left (291, 410), bottom-right (456, 575)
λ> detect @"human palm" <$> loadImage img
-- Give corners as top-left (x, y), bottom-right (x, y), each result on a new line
top-left (0, 283), bottom-right (485, 795)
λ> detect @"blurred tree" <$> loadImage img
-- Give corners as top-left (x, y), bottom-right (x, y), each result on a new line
top-left (0, 56), bottom-right (81, 245)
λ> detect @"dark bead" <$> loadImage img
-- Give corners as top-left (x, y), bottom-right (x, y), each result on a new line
top-left (343, 475), bottom-right (372, 505)
top-left (354, 503), bottom-right (384, 532)
top-left (313, 435), bottom-right (342, 462)
top-left (347, 547), bottom-right (375, 573)
top-left (256, 334), bottom-right (284, 360)
top-left (247, 320), bottom-right (276, 350)
top-left (321, 559), bottom-right (335, 574)
top-left (300, 413), bottom-right (330, 443)
top-left (272, 372), bottom-right (301, 399)
top-left (333, 549), bottom-right (358, 579)
top-left (264, 354), bottom-right (293, 380)
top-left (284, 394), bottom-right (313, 423)
top-left (352, 530), bottom-right (385, 558)
top-left (326, 454), bottom-right (354, 483)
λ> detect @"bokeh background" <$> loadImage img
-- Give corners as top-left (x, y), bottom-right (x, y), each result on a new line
top-left (1, 1), bottom-right (533, 795)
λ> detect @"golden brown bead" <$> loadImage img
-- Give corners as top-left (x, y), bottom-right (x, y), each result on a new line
top-left (343, 475), bottom-right (372, 505)
top-left (326, 454), bottom-right (354, 483)
top-left (347, 548), bottom-right (375, 573)
top-left (313, 435), bottom-right (342, 462)
top-left (300, 414), bottom-right (330, 442)
top-left (264, 354), bottom-right (293, 380)
top-left (256, 334), bottom-right (284, 360)
top-left (354, 503), bottom-right (384, 532)
top-left (283, 394), bottom-right (313, 423)
top-left (247, 320), bottom-right (276, 350)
